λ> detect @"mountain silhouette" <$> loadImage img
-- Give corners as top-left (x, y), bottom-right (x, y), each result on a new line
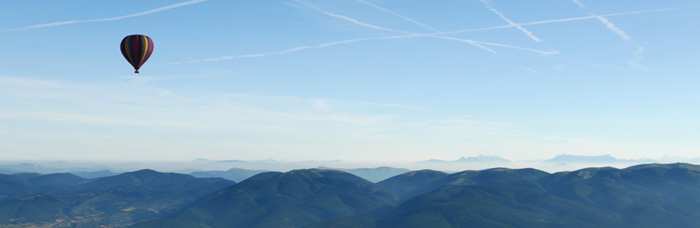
top-left (0, 169), bottom-right (234, 227)
top-left (5, 163), bottom-right (700, 227)
top-left (376, 163), bottom-right (700, 227)
top-left (134, 169), bottom-right (398, 228)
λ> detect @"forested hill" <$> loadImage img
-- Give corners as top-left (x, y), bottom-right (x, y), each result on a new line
top-left (133, 163), bottom-right (700, 228)
top-left (0, 169), bottom-right (234, 227)
top-left (2, 164), bottom-right (699, 227)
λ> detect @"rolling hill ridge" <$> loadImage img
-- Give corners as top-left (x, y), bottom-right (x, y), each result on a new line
top-left (134, 163), bottom-right (700, 228)
top-left (3, 163), bottom-right (700, 227)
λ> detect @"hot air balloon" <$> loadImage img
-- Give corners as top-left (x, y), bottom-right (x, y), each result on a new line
top-left (120, 34), bottom-right (154, 74)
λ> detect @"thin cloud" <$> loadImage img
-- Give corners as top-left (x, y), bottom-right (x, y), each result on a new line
top-left (2, 0), bottom-right (208, 32)
top-left (628, 47), bottom-right (649, 70)
top-left (520, 66), bottom-right (539, 74)
top-left (480, 0), bottom-right (541, 42)
top-left (352, 0), bottom-right (440, 33)
top-left (311, 99), bottom-right (332, 111)
top-left (0, 112), bottom-right (210, 129)
top-left (563, 59), bottom-right (630, 70)
top-left (355, 101), bottom-right (424, 110)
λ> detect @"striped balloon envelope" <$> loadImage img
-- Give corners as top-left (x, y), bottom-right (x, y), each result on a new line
top-left (120, 34), bottom-right (154, 74)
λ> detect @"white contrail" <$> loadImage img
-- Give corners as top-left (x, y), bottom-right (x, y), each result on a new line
top-left (295, 0), bottom-right (505, 53)
top-left (594, 16), bottom-right (630, 40)
top-left (352, 0), bottom-right (440, 33)
top-left (520, 66), bottom-right (539, 74)
top-left (294, 0), bottom-right (408, 34)
top-left (171, 35), bottom-right (559, 65)
top-left (346, 0), bottom-right (500, 53)
top-left (480, 0), bottom-right (541, 42)
top-left (573, 0), bottom-right (641, 69)
top-left (475, 41), bottom-right (558, 56)
top-left (168, 4), bottom-right (692, 65)
top-left (166, 32), bottom-right (566, 65)
top-left (2, 0), bottom-right (208, 32)
top-left (572, 0), bottom-right (629, 40)
top-left (295, 0), bottom-right (499, 54)
top-left (300, 0), bottom-right (558, 54)
top-left (165, 35), bottom-right (418, 65)
top-left (444, 6), bottom-right (690, 36)
top-left (344, 0), bottom-right (500, 53)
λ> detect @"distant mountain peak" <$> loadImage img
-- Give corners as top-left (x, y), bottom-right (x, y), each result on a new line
top-left (312, 166), bottom-right (410, 182)
top-left (405, 169), bottom-right (446, 177)
top-left (485, 167), bottom-right (511, 172)
top-left (626, 162), bottom-right (700, 171)
top-left (132, 169), bottom-right (158, 173)
top-left (149, 168), bottom-right (399, 228)
top-left (458, 154), bottom-right (510, 162)
top-left (192, 158), bottom-right (247, 163)
top-left (128, 169), bottom-right (161, 178)
top-left (421, 154), bottom-right (510, 163)
top-left (277, 168), bottom-right (340, 179)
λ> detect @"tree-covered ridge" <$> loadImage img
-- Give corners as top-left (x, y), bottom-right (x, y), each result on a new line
top-left (137, 163), bottom-right (700, 228)
top-left (0, 170), bottom-right (234, 227)
top-left (4, 163), bottom-right (700, 227)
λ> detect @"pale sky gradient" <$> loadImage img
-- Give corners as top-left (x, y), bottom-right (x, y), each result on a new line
top-left (1, 0), bottom-right (699, 163)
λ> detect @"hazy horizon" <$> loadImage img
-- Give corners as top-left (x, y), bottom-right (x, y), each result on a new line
top-left (2, 153), bottom-right (698, 174)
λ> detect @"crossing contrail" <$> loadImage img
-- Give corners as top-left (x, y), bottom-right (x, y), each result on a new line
top-left (352, 0), bottom-right (440, 33)
top-left (572, 0), bottom-right (630, 40)
top-left (167, 3), bottom-right (693, 65)
top-left (479, 0), bottom-right (541, 42)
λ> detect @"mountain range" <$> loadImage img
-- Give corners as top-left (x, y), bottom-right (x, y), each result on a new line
top-left (133, 163), bottom-right (700, 228)
top-left (420, 154), bottom-right (511, 164)
top-left (188, 166), bottom-right (410, 183)
top-left (543, 154), bottom-right (656, 164)
top-left (189, 168), bottom-right (267, 183)
top-left (0, 170), bottom-right (234, 227)
top-left (3, 163), bottom-right (700, 227)
top-left (134, 169), bottom-right (399, 228)
top-left (2, 154), bottom-right (699, 175)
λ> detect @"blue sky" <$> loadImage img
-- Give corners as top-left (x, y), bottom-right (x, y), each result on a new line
top-left (1, 0), bottom-right (699, 163)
